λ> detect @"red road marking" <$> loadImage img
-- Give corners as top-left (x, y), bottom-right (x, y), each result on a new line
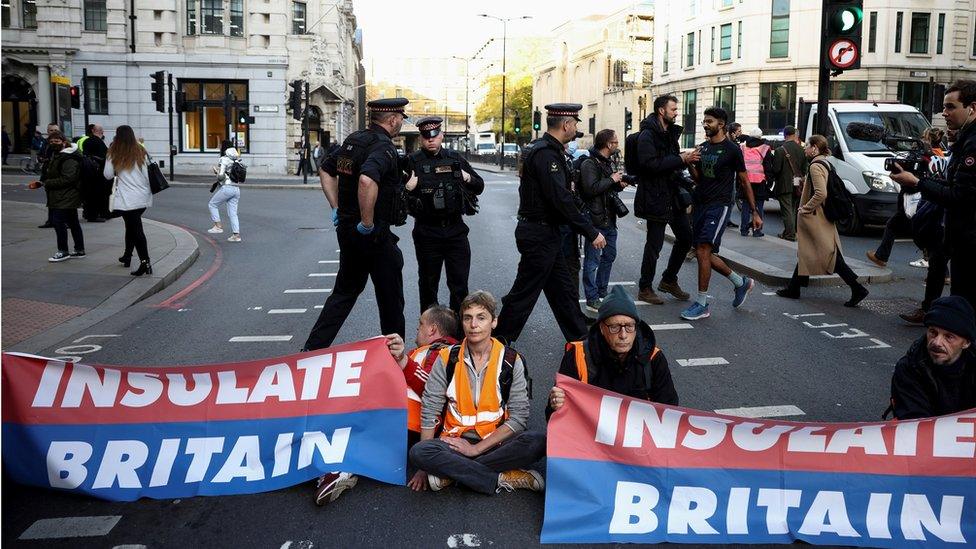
top-left (153, 226), bottom-right (223, 310)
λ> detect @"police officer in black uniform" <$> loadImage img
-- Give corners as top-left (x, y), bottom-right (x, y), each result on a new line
top-left (303, 97), bottom-right (410, 351)
top-left (495, 104), bottom-right (607, 344)
top-left (404, 116), bottom-right (485, 313)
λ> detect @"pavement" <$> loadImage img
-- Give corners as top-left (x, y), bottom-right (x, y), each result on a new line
top-left (1, 201), bottom-right (199, 353)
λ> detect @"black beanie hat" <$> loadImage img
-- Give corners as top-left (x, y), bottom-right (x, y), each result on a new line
top-left (924, 296), bottom-right (976, 342)
top-left (597, 286), bottom-right (640, 323)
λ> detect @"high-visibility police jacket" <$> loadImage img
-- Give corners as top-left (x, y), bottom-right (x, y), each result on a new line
top-left (742, 144), bottom-right (770, 184)
top-left (439, 338), bottom-right (509, 439)
top-left (403, 337), bottom-right (457, 433)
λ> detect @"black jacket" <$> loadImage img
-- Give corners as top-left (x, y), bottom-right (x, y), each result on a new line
top-left (518, 133), bottom-right (598, 241)
top-left (917, 122), bottom-right (976, 255)
top-left (890, 336), bottom-right (976, 420)
top-left (631, 115), bottom-right (685, 222)
top-left (579, 149), bottom-right (619, 229)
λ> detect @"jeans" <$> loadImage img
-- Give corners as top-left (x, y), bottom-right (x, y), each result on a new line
top-left (740, 199), bottom-right (766, 236)
top-left (639, 213), bottom-right (692, 289)
top-left (51, 208), bottom-right (84, 253)
top-left (120, 208), bottom-right (149, 261)
top-left (209, 184), bottom-right (240, 233)
top-left (408, 431), bottom-right (546, 495)
top-left (582, 226), bottom-right (617, 301)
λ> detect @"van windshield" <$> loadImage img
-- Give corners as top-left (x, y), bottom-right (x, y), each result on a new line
top-left (476, 143), bottom-right (494, 151)
top-left (836, 111), bottom-right (930, 152)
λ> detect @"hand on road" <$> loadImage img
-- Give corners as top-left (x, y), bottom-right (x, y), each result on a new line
top-left (444, 437), bottom-right (480, 457)
top-left (591, 233), bottom-right (607, 249)
top-left (681, 149), bottom-right (701, 164)
top-left (549, 387), bottom-right (566, 411)
top-left (407, 470), bottom-right (429, 491)
top-left (889, 163), bottom-right (919, 188)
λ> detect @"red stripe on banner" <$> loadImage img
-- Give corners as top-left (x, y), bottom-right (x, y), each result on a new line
top-left (547, 375), bottom-right (976, 479)
top-left (2, 338), bottom-right (406, 425)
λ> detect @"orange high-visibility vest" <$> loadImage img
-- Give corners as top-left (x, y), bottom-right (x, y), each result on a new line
top-left (742, 144), bottom-right (770, 184)
top-left (405, 343), bottom-right (447, 433)
top-left (565, 340), bottom-right (661, 384)
top-left (439, 339), bottom-right (508, 439)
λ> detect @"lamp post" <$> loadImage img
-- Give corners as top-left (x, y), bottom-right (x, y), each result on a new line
top-left (478, 13), bottom-right (531, 169)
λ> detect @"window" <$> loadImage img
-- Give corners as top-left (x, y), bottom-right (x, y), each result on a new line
top-left (722, 0), bottom-right (733, 7)
top-left (85, 76), bottom-right (109, 114)
top-left (713, 85), bottom-right (735, 121)
top-left (2, 0), bottom-right (11, 28)
top-left (292, 1), bottom-right (306, 35)
top-left (737, 21), bottom-right (742, 58)
top-left (710, 26), bottom-right (715, 63)
top-left (187, 0), bottom-right (197, 35)
top-left (910, 13), bottom-right (930, 54)
top-left (23, 0), bottom-right (37, 28)
top-left (770, 0), bottom-right (790, 58)
top-left (936, 13), bottom-right (945, 54)
top-left (897, 81), bottom-right (930, 112)
top-left (682, 89), bottom-right (697, 148)
top-left (686, 32), bottom-right (695, 67)
top-left (830, 81), bottom-right (868, 100)
top-left (179, 80), bottom-right (250, 153)
top-left (720, 23), bottom-right (732, 61)
top-left (758, 82), bottom-right (796, 134)
top-left (84, 0), bottom-right (107, 31)
top-left (202, 0), bottom-right (223, 35)
top-left (663, 30), bottom-right (669, 73)
top-left (894, 12), bottom-right (903, 53)
top-left (868, 11), bottom-right (877, 53)
top-left (230, 0), bottom-right (243, 37)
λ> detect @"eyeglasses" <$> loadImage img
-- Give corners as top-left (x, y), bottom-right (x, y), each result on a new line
top-left (603, 322), bottom-right (636, 334)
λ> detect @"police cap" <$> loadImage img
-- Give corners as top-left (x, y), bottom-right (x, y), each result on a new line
top-left (545, 103), bottom-right (583, 121)
top-left (368, 97), bottom-right (410, 119)
top-left (416, 116), bottom-right (443, 138)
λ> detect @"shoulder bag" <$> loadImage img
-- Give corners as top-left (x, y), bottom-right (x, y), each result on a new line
top-left (146, 152), bottom-right (169, 194)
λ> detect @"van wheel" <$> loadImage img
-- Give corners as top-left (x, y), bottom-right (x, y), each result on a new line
top-left (836, 196), bottom-right (862, 236)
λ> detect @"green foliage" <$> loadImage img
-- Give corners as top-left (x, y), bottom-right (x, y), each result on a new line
top-left (475, 74), bottom-right (533, 142)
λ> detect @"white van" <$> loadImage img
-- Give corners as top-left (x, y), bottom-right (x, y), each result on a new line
top-left (798, 101), bottom-right (931, 234)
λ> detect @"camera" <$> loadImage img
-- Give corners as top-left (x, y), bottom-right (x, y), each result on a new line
top-left (609, 191), bottom-right (629, 218)
top-left (884, 157), bottom-right (927, 177)
top-left (621, 174), bottom-right (637, 185)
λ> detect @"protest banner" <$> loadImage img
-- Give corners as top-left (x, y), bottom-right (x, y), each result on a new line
top-left (1, 337), bottom-right (407, 501)
top-left (542, 375), bottom-right (975, 547)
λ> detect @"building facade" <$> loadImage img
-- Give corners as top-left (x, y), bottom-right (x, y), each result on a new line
top-left (1, 0), bottom-right (364, 174)
top-left (652, 0), bottom-right (976, 147)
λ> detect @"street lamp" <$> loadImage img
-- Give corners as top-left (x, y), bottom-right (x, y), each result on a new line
top-left (478, 13), bottom-right (531, 169)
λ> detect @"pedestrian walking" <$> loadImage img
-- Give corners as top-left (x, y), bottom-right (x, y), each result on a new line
top-left (494, 103), bottom-right (606, 344)
top-left (630, 94), bottom-right (699, 305)
top-left (208, 142), bottom-right (244, 242)
top-left (27, 131), bottom-right (85, 262)
top-left (770, 126), bottom-right (806, 241)
top-left (776, 135), bottom-right (869, 306)
top-left (29, 129), bottom-right (44, 170)
top-left (79, 124), bottom-right (111, 222)
top-left (2, 125), bottom-right (10, 165)
top-left (739, 128), bottom-right (772, 237)
top-left (103, 125), bottom-right (153, 276)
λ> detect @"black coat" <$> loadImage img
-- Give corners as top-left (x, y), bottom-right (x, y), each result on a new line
top-left (579, 149), bottom-right (619, 229)
top-left (631, 115), bottom-right (685, 222)
top-left (890, 336), bottom-right (976, 420)
top-left (917, 123), bottom-right (976, 255)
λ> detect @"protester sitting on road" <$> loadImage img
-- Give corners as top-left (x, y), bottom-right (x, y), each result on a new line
top-left (776, 135), bottom-right (868, 307)
top-left (28, 131), bottom-right (85, 262)
top-left (739, 128), bottom-right (772, 237)
top-left (314, 306), bottom-right (460, 504)
top-left (409, 291), bottom-right (545, 494)
top-left (208, 141), bottom-right (243, 242)
top-left (888, 296), bottom-right (976, 420)
top-left (547, 286), bottom-right (678, 416)
top-left (104, 125), bottom-right (153, 276)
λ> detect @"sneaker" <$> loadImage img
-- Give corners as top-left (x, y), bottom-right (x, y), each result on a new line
top-left (227, 234), bottom-right (242, 242)
top-left (585, 299), bottom-right (601, 313)
top-left (48, 251), bottom-right (70, 262)
top-left (658, 280), bottom-right (690, 301)
top-left (909, 258), bottom-right (929, 268)
top-left (866, 251), bottom-right (887, 267)
top-left (732, 277), bottom-right (755, 308)
top-left (69, 250), bottom-right (86, 258)
top-left (680, 302), bottom-right (710, 320)
top-left (497, 469), bottom-right (545, 493)
top-left (207, 226), bottom-right (224, 234)
top-left (899, 308), bottom-right (925, 325)
top-left (637, 288), bottom-right (664, 305)
top-left (427, 474), bottom-right (454, 492)
top-left (314, 472), bottom-right (358, 505)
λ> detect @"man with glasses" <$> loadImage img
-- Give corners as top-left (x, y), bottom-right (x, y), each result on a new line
top-left (547, 286), bottom-right (679, 414)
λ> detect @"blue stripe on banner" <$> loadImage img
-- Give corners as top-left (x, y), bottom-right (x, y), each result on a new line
top-left (541, 458), bottom-right (975, 547)
top-left (2, 409), bottom-right (406, 501)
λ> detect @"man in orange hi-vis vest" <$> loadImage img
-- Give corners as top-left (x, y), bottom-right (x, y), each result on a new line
top-left (409, 291), bottom-right (546, 494)
top-left (314, 306), bottom-right (459, 505)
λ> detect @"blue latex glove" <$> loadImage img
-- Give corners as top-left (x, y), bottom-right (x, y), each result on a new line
top-left (356, 222), bottom-right (374, 235)
top-left (331, 209), bottom-right (339, 227)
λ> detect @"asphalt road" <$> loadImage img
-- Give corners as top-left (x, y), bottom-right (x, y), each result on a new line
top-left (1, 172), bottom-right (935, 548)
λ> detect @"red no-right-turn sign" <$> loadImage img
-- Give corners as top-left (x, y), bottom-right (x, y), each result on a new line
top-left (829, 38), bottom-right (859, 69)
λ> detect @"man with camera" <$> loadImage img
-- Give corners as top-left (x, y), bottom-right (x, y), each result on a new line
top-left (889, 79), bottom-right (976, 310)
top-left (579, 129), bottom-right (629, 312)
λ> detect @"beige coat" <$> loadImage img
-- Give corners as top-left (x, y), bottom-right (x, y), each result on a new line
top-left (796, 156), bottom-right (842, 276)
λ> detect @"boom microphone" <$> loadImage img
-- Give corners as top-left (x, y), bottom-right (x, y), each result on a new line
top-left (845, 122), bottom-right (886, 143)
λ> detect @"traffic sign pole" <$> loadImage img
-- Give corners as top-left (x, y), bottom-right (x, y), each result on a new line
top-left (815, 1), bottom-right (831, 136)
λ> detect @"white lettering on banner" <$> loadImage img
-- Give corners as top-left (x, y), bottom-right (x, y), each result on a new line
top-left (185, 437), bottom-right (225, 483)
top-left (93, 441), bottom-right (150, 489)
top-left (215, 372), bottom-right (250, 404)
top-left (121, 373), bottom-right (163, 407)
top-left (933, 414), bottom-right (976, 458)
top-left (31, 361), bottom-right (66, 407)
top-left (667, 486), bottom-right (720, 534)
top-left (47, 441), bottom-right (93, 489)
top-left (727, 487), bottom-right (751, 534)
top-left (621, 402), bottom-right (683, 449)
top-left (167, 373), bottom-right (212, 406)
top-left (609, 481), bottom-right (659, 534)
top-left (797, 491), bottom-right (859, 537)
top-left (732, 423), bottom-right (795, 452)
top-left (150, 439), bottom-right (180, 487)
top-left (297, 428), bottom-right (351, 468)
top-left (329, 351), bottom-right (364, 398)
top-left (272, 433), bottom-right (293, 478)
top-left (595, 396), bottom-right (623, 445)
top-left (297, 354), bottom-right (332, 400)
top-left (825, 426), bottom-right (888, 455)
top-left (901, 495), bottom-right (966, 543)
top-left (786, 427), bottom-right (828, 453)
top-left (212, 436), bottom-right (264, 482)
top-left (866, 493), bottom-right (893, 539)
top-left (62, 364), bottom-right (121, 408)
top-left (682, 416), bottom-right (733, 450)
top-left (757, 488), bottom-right (802, 534)
top-left (894, 421), bottom-right (919, 456)
top-left (247, 363), bottom-right (297, 403)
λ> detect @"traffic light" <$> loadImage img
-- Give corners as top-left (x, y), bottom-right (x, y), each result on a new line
top-left (150, 71), bottom-right (165, 113)
top-left (288, 80), bottom-right (304, 121)
top-left (624, 108), bottom-right (633, 132)
top-left (237, 109), bottom-right (255, 125)
top-left (532, 109), bottom-right (541, 131)
top-left (588, 115), bottom-right (596, 136)
top-left (513, 114), bottom-right (521, 135)
top-left (824, 0), bottom-right (863, 72)
top-left (69, 86), bottom-right (80, 109)
top-left (174, 90), bottom-right (186, 113)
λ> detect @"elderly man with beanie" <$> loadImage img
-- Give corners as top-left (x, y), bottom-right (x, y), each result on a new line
top-left (889, 296), bottom-right (976, 420)
top-left (547, 285), bottom-right (679, 415)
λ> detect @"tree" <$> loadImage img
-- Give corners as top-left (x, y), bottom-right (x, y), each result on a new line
top-left (474, 74), bottom-right (533, 143)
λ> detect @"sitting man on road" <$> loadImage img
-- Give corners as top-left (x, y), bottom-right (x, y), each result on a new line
top-left (409, 291), bottom-right (545, 494)
top-left (548, 286), bottom-right (678, 416)
top-left (314, 306), bottom-right (459, 505)
top-left (889, 296), bottom-right (976, 420)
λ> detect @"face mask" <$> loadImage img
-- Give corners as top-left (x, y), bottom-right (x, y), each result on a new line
top-left (567, 141), bottom-right (579, 155)
top-left (47, 143), bottom-right (64, 153)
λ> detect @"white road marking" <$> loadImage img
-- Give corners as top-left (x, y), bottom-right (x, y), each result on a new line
top-left (229, 336), bottom-right (294, 342)
top-left (677, 357), bottom-right (729, 367)
top-left (821, 327), bottom-right (870, 339)
top-left (857, 338), bottom-right (892, 350)
top-left (314, 305), bottom-right (324, 309)
top-left (20, 516), bottom-right (122, 540)
top-left (446, 534), bottom-right (482, 548)
top-left (308, 273), bottom-right (337, 277)
top-left (72, 334), bottom-right (120, 342)
top-left (714, 405), bottom-right (805, 418)
top-left (113, 545), bottom-right (148, 549)
top-left (762, 291), bottom-right (777, 296)
top-left (648, 323), bottom-right (694, 331)
top-left (284, 289), bottom-right (332, 293)
top-left (318, 260), bottom-right (340, 264)
top-left (608, 281), bottom-right (636, 286)
top-left (784, 312), bottom-right (825, 319)
top-left (268, 309), bottom-right (308, 314)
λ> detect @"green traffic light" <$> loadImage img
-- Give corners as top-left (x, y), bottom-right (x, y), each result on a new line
top-left (832, 7), bottom-right (862, 33)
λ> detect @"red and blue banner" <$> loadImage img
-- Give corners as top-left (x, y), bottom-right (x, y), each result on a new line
top-left (1, 338), bottom-right (407, 501)
top-left (543, 375), bottom-right (975, 547)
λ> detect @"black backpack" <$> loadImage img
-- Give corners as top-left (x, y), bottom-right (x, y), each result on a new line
top-left (444, 345), bottom-right (533, 403)
top-left (78, 154), bottom-right (103, 187)
top-left (812, 160), bottom-right (853, 223)
top-left (623, 130), bottom-right (643, 176)
top-left (228, 160), bottom-right (247, 183)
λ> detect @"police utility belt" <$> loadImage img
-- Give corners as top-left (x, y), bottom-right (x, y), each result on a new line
top-left (408, 155), bottom-right (476, 224)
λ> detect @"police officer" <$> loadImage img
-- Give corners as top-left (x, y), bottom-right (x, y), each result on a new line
top-left (303, 97), bottom-right (410, 351)
top-left (404, 116), bottom-right (485, 313)
top-left (495, 103), bottom-right (607, 344)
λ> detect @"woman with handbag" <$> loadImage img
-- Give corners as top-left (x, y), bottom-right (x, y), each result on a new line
top-left (103, 125), bottom-right (153, 276)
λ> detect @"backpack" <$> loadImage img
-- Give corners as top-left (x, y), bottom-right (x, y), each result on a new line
top-left (811, 160), bottom-right (853, 223)
top-left (623, 130), bottom-right (643, 176)
top-left (228, 160), bottom-right (247, 183)
top-left (78, 154), bottom-right (103, 187)
top-left (571, 153), bottom-right (589, 187)
top-left (444, 345), bottom-right (533, 404)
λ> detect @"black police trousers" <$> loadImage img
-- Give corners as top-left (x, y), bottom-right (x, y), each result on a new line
top-left (495, 221), bottom-right (588, 344)
top-left (303, 224), bottom-right (405, 351)
top-left (639, 213), bottom-right (693, 290)
top-left (413, 220), bottom-right (471, 313)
